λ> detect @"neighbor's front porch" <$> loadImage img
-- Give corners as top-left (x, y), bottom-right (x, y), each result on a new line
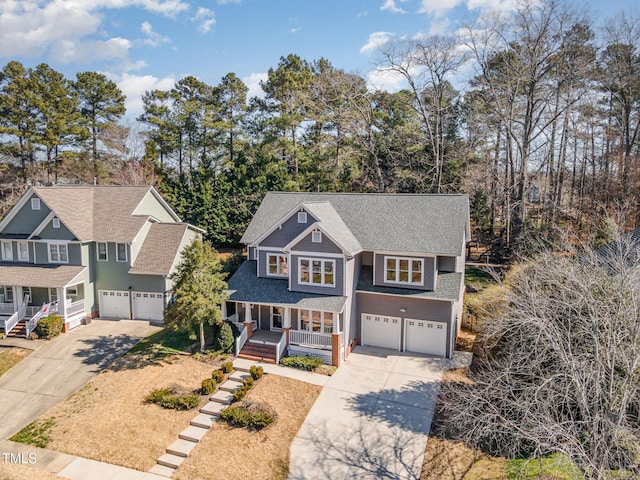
top-left (223, 300), bottom-right (343, 366)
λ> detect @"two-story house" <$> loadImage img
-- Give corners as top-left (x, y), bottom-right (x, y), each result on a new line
top-left (0, 185), bottom-right (201, 338)
top-left (226, 192), bottom-right (470, 366)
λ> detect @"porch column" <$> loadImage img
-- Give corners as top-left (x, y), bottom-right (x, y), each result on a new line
top-left (282, 307), bottom-right (291, 344)
top-left (331, 311), bottom-right (341, 367)
top-left (221, 300), bottom-right (227, 320)
top-left (243, 302), bottom-right (253, 339)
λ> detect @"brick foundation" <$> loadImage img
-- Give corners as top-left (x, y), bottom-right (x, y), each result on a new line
top-left (282, 327), bottom-right (290, 344)
top-left (244, 321), bottom-right (253, 339)
top-left (331, 332), bottom-right (342, 367)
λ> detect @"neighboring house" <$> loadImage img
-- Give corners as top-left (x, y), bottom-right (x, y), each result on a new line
top-left (0, 185), bottom-right (202, 338)
top-left (226, 192), bottom-right (470, 366)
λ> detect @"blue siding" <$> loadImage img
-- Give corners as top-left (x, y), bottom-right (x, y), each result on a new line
top-left (290, 231), bottom-right (342, 254)
top-left (260, 211), bottom-right (312, 248)
top-left (2, 194), bottom-right (51, 235)
top-left (374, 254), bottom-right (436, 291)
top-left (290, 254), bottom-right (344, 295)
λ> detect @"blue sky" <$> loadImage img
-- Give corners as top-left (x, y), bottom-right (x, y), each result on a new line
top-left (0, 0), bottom-right (634, 117)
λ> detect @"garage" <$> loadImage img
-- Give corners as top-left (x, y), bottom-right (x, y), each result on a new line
top-left (99, 290), bottom-right (130, 319)
top-left (132, 291), bottom-right (165, 321)
top-left (404, 318), bottom-right (447, 357)
top-left (361, 313), bottom-right (401, 350)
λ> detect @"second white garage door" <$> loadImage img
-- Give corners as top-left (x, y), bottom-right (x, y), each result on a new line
top-left (362, 313), bottom-right (401, 350)
top-left (132, 292), bottom-right (165, 321)
top-left (99, 290), bottom-right (130, 319)
top-left (404, 318), bottom-right (447, 357)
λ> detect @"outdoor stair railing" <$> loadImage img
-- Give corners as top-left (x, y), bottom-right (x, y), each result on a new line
top-left (2, 303), bottom-right (26, 337)
top-left (234, 322), bottom-right (248, 356)
top-left (275, 330), bottom-right (287, 365)
top-left (25, 302), bottom-right (55, 338)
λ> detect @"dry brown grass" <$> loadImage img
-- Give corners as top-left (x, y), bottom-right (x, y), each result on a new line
top-left (34, 354), bottom-right (213, 471)
top-left (0, 462), bottom-right (66, 480)
top-left (175, 374), bottom-right (322, 480)
top-left (422, 438), bottom-right (506, 480)
top-left (0, 347), bottom-right (30, 377)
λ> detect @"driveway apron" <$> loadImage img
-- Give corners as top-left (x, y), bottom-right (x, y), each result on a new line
top-left (289, 345), bottom-right (444, 480)
top-left (0, 319), bottom-right (159, 439)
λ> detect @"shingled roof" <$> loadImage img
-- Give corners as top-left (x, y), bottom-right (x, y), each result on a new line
top-left (129, 223), bottom-right (191, 275)
top-left (242, 192), bottom-right (470, 256)
top-left (0, 263), bottom-right (86, 288)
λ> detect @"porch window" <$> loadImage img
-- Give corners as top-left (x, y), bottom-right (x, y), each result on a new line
top-left (97, 242), bottom-right (108, 261)
top-left (22, 286), bottom-right (31, 302)
top-left (385, 256), bottom-right (423, 286)
top-left (271, 306), bottom-right (283, 330)
top-left (116, 243), bottom-right (127, 262)
top-left (1, 241), bottom-right (12, 261)
top-left (299, 258), bottom-right (335, 287)
top-left (267, 254), bottom-right (288, 276)
top-left (67, 285), bottom-right (78, 297)
top-left (49, 288), bottom-right (58, 303)
top-left (300, 310), bottom-right (334, 334)
top-left (48, 243), bottom-right (69, 263)
top-left (4, 286), bottom-right (14, 303)
top-left (18, 241), bottom-right (29, 261)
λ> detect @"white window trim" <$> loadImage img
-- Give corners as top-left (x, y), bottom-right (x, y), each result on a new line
top-left (266, 253), bottom-right (288, 277)
top-left (48, 242), bottom-right (69, 264)
top-left (17, 241), bottom-right (29, 261)
top-left (22, 286), bottom-right (32, 302)
top-left (52, 218), bottom-right (60, 229)
top-left (297, 211), bottom-right (307, 223)
top-left (49, 288), bottom-right (58, 303)
top-left (298, 309), bottom-right (334, 334)
top-left (383, 256), bottom-right (424, 286)
top-left (31, 198), bottom-right (41, 210)
top-left (1, 241), bottom-right (13, 261)
top-left (312, 231), bottom-right (322, 243)
top-left (116, 243), bottom-right (127, 262)
top-left (298, 257), bottom-right (336, 288)
top-left (67, 285), bottom-right (78, 297)
top-left (270, 306), bottom-right (283, 331)
top-left (97, 242), bottom-right (108, 262)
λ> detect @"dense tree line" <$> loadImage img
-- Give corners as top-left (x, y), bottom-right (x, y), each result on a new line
top-left (1, 1), bottom-right (639, 256)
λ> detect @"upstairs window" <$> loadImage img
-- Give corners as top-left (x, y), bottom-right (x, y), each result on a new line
top-left (312, 231), bottom-right (322, 243)
top-left (97, 242), bottom-right (108, 262)
top-left (116, 243), bottom-right (127, 262)
top-left (299, 258), bottom-right (335, 287)
top-left (385, 256), bottom-right (423, 286)
top-left (17, 242), bottom-right (29, 261)
top-left (49, 243), bottom-right (69, 263)
top-left (297, 211), bottom-right (307, 223)
top-left (267, 254), bottom-right (288, 276)
top-left (1, 241), bottom-right (12, 261)
top-left (52, 218), bottom-right (60, 229)
top-left (31, 198), bottom-right (41, 210)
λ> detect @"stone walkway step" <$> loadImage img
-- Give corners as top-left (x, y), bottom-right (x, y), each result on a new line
top-left (157, 453), bottom-right (185, 469)
top-left (219, 379), bottom-right (243, 393)
top-left (149, 463), bottom-right (175, 477)
top-left (179, 425), bottom-right (209, 442)
top-left (234, 364), bottom-right (252, 373)
top-left (200, 401), bottom-right (224, 416)
top-left (229, 372), bottom-right (250, 382)
top-left (210, 389), bottom-right (233, 404)
top-left (190, 412), bottom-right (218, 429)
top-left (166, 438), bottom-right (198, 458)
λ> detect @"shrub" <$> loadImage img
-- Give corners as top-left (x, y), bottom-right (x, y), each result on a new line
top-left (280, 355), bottom-right (323, 371)
top-left (146, 387), bottom-right (200, 410)
top-left (201, 378), bottom-right (217, 395)
top-left (243, 376), bottom-right (254, 388)
top-left (221, 361), bottom-right (233, 374)
top-left (214, 322), bottom-right (235, 353)
top-left (212, 370), bottom-right (224, 383)
top-left (232, 385), bottom-right (249, 402)
top-left (35, 314), bottom-right (63, 339)
top-left (250, 365), bottom-right (264, 380)
top-left (220, 401), bottom-right (277, 431)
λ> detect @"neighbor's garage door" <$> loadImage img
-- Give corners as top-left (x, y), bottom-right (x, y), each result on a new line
top-left (99, 290), bottom-right (130, 319)
top-left (132, 292), bottom-right (165, 321)
top-left (404, 318), bottom-right (447, 357)
top-left (361, 313), bottom-right (401, 350)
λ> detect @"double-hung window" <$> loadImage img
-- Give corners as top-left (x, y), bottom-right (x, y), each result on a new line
top-left (116, 243), bottom-right (127, 262)
top-left (49, 243), bottom-right (69, 263)
top-left (298, 258), bottom-right (335, 287)
top-left (97, 242), bottom-right (108, 261)
top-left (300, 310), bottom-right (334, 334)
top-left (385, 256), bottom-right (423, 285)
top-left (1, 241), bottom-right (13, 261)
top-left (271, 306), bottom-right (284, 330)
top-left (267, 254), bottom-right (288, 276)
top-left (17, 241), bottom-right (29, 261)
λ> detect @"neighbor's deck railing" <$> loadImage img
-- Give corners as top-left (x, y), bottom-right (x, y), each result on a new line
top-left (234, 322), bottom-right (248, 356)
top-left (276, 330), bottom-right (287, 364)
top-left (289, 330), bottom-right (332, 348)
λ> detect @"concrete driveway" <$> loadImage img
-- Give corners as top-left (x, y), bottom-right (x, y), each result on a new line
top-left (289, 346), bottom-right (444, 480)
top-left (0, 319), bottom-right (160, 439)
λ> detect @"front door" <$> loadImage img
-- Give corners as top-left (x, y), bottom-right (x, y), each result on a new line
top-left (270, 306), bottom-right (283, 331)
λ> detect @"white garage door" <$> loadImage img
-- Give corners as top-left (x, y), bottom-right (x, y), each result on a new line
top-left (99, 290), bottom-right (130, 319)
top-left (132, 292), bottom-right (165, 321)
top-left (405, 318), bottom-right (447, 357)
top-left (362, 313), bottom-right (401, 350)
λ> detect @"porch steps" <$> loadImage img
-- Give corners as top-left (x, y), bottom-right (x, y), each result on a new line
top-left (149, 362), bottom-right (261, 478)
top-left (5, 320), bottom-right (27, 338)
top-left (238, 340), bottom-right (277, 364)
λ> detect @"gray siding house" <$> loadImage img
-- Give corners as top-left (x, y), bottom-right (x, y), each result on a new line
top-left (0, 185), bottom-right (201, 337)
top-left (226, 192), bottom-right (470, 366)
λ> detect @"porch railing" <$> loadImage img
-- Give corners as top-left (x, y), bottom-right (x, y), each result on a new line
top-left (25, 302), bottom-right (54, 338)
top-left (234, 322), bottom-right (248, 356)
top-left (227, 313), bottom-right (239, 324)
top-left (1, 303), bottom-right (26, 336)
top-left (0, 303), bottom-right (13, 316)
top-left (289, 330), bottom-right (332, 348)
top-left (66, 299), bottom-right (85, 317)
top-left (276, 331), bottom-right (287, 365)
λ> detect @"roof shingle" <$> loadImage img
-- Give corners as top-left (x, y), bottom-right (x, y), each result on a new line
top-left (129, 223), bottom-right (190, 275)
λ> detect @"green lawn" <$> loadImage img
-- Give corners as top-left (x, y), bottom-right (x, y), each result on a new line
top-left (126, 327), bottom-right (197, 359)
top-left (465, 266), bottom-right (495, 289)
top-left (506, 454), bottom-right (585, 480)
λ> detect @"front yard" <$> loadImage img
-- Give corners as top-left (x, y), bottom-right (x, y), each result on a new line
top-left (0, 347), bottom-right (30, 377)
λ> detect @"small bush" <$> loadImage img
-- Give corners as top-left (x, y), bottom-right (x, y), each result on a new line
top-left (221, 361), bottom-right (233, 374)
top-left (220, 401), bottom-right (277, 431)
top-left (232, 385), bottom-right (249, 402)
top-left (201, 378), bottom-right (217, 395)
top-left (212, 370), bottom-right (224, 383)
top-left (243, 376), bottom-right (254, 388)
top-left (214, 322), bottom-right (235, 353)
top-left (250, 365), bottom-right (264, 380)
top-left (280, 355), bottom-right (323, 371)
top-left (146, 387), bottom-right (200, 410)
top-left (36, 314), bottom-right (63, 339)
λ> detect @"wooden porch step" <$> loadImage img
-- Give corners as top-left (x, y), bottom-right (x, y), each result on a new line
top-left (6, 320), bottom-right (28, 338)
top-left (237, 352), bottom-right (277, 364)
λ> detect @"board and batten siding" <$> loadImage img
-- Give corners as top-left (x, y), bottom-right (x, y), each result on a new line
top-left (355, 292), bottom-right (454, 357)
top-left (289, 253), bottom-right (344, 295)
top-left (2, 194), bottom-right (51, 235)
top-left (374, 254), bottom-right (436, 291)
top-left (132, 191), bottom-right (177, 222)
top-left (290, 231), bottom-right (343, 254)
top-left (260, 211), bottom-right (312, 248)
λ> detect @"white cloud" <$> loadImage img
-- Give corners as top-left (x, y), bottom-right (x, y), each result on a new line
top-left (360, 31), bottom-right (393, 55)
top-left (140, 21), bottom-right (170, 47)
top-left (466, 0), bottom-right (518, 12)
top-left (192, 7), bottom-right (216, 33)
top-left (366, 68), bottom-right (408, 92)
top-left (418, 0), bottom-right (463, 18)
top-left (289, 27), bottom-right (301, 34)
top-left (50, 37), bottom-right (132, 64)
top-left (112, 72), bottom-right (176, 117)
top-left (242, 72), bottom-right (268, 99)
top-left (380, 0), bottom-right (406, 14)
top-left (216, 0), bottom-right (241, 4)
